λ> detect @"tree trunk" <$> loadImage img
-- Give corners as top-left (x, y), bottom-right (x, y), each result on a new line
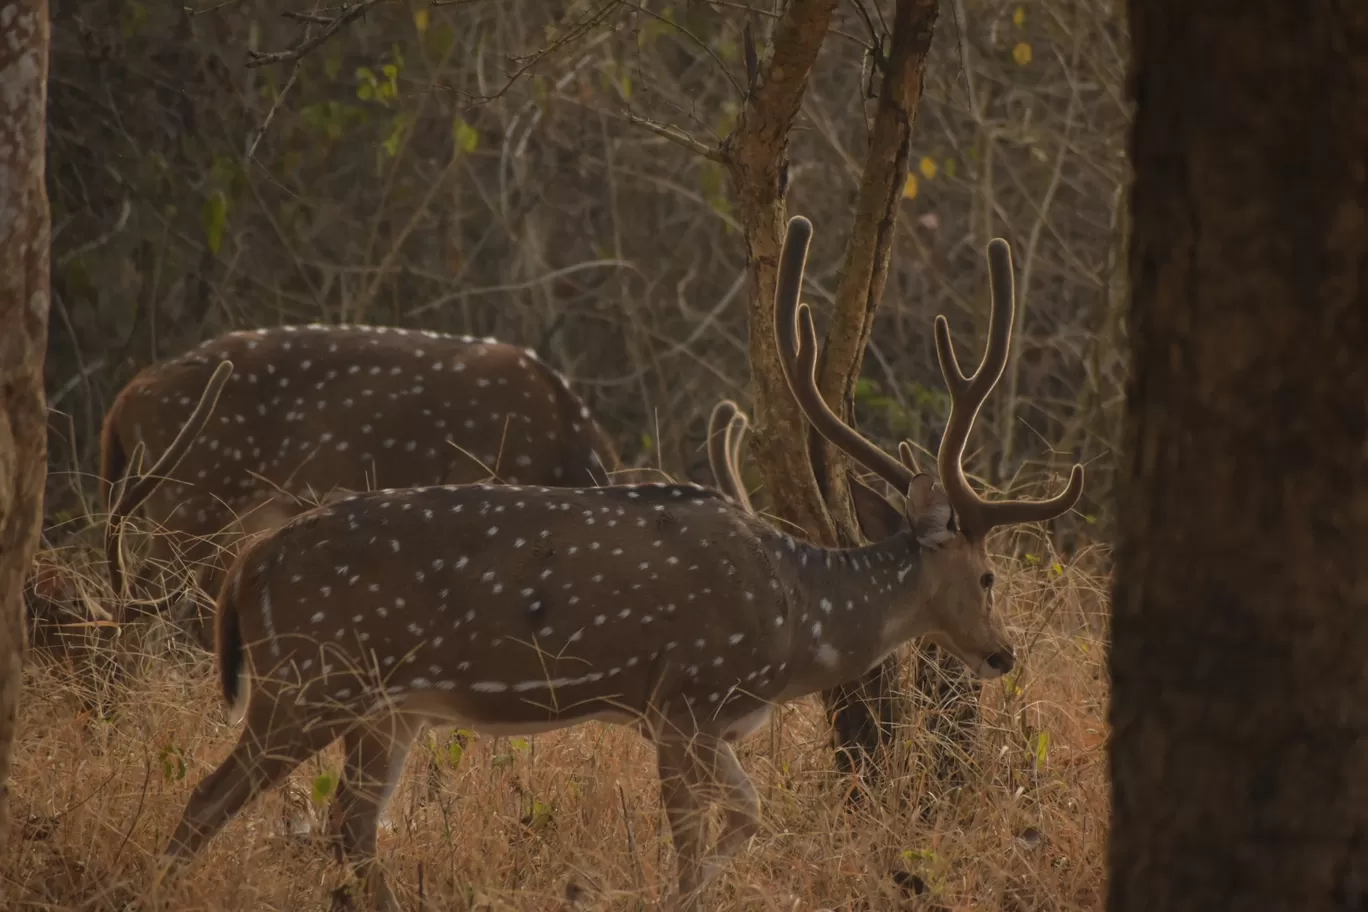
top-left (0, 0), bottom-right (52, 844)
top-left (1110, 3), bottom-right (1368, 909)
top-left (726, 0), bottom-right (966, 790)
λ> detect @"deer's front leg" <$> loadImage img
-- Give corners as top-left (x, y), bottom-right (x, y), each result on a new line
top-left (656, 736), bottom-right (709, 905)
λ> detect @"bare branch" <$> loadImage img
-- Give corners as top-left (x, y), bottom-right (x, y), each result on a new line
top-left (723, 0), bottom-right (840, 548)
top-left (245, 0), bottom-right (386, 70)
top-left (621, 111), bottom-right (726, 163)
top-left (817, 0), bottom-right (939, 521)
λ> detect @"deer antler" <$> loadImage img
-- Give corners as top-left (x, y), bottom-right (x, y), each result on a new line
top-left (773, 217), bottom-right (918, 492)
top-left (706, 399), bottom-right (754, 513)
top-left (106, 360), bottom-right (235, 599)
top-left (934, 238), bottom-right (1084, 537)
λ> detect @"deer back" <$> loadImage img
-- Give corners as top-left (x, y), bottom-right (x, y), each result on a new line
top-left (101, 325), bottom-right (618, 542)
top-left (221, 482), bottom-right (807, 736)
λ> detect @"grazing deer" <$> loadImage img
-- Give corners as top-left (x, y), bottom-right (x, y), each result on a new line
top-left (156, 217), bottom-right (1083, 910)
top-left (101, 324), bottom-right (618, 646)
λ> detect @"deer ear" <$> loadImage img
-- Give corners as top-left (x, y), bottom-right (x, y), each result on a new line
top-left (849, 474), bottom-right (906, 541)
top-left (905, 474), bottom-right (956, 549)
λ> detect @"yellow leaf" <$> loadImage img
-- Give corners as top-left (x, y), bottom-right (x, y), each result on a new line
top-left (1012, 6), bottom-right (1026, 28)
top-left (944, 157), bottom-right (958, 178)
top-left (902, 174), bottom-right (919, 200)
top-left (413, 8), bottom-right (429, 34)
top-left (918, 156), bottom-right (937, 180)
top-left (1013, 42), bottom-right (1032, 66)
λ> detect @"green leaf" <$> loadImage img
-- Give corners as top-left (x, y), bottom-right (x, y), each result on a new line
top-left (201, 190), bottom-right (229, 256)
top-left (312, 770), bottom-right (339, 804)
top-left (453, 118), bottom-right (480, 154)
top-left (159, 745), bottom-right (186, 782)
top-left (1030, 730), bottom-right (1050, 769)
top-left (491, 753), bottom-right (515, 768)
top-left (448, 740), bottom-right (465, 766)
top-left (509, 737), bottom-right (530, 753)
top-left (524, 798), bottom-right (554, 832)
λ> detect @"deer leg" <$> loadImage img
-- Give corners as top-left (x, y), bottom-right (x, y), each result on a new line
top-left (656, 737), bottom-right (709, 903)
top-left (328, 714), bottom-right (423, 912)
top-left (161, 699), bottom-right (342, 873)
top-left (690, 736), bottom-right (761, 887)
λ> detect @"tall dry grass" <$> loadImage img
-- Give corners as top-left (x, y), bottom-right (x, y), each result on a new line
top-left (7, 522), bottom-right (1109, 911)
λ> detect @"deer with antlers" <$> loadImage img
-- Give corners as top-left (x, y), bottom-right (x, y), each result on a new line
top-left (155, 217), bottom-right (1082, 910)
top-left (101, 324), bottom-right (618, 647)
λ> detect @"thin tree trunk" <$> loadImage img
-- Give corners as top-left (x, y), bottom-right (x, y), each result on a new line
top-left (1110, 3), bottom-right (1368, 909)
top-left (726, 0), bottom-right (973, 786)
top-left (724, 0), bottom-right (840, 552)
top-left (0, 0), bottom-right (52, 844)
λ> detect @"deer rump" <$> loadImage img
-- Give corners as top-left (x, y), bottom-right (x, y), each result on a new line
top-left (99, 324), bottom-right (617, 609)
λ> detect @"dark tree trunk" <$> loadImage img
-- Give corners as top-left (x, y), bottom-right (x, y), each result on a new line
top-left (0, 0), bottom-right (52, 843)
top-left (1110, 3), bottom-right (1368, 909)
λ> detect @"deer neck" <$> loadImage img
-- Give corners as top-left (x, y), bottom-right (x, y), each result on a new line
top-left (770, 531), bottom-right (932, 700)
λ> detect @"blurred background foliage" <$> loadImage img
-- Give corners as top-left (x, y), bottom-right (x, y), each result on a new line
top-left (42, 0), bottom-right (1128, 544)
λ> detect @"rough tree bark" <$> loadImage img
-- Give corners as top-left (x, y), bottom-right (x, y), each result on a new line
top-left (0, 0), bottom-right (52, 844)
top-left (1110, 3), bottom-right (1368, 909)
top-left (724, 0), bottom-right (962, 785)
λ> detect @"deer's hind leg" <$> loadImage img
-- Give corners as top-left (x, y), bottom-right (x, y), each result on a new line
top-left (162, 696), bottom-right (344, 872)
top-left (327, 713), bottom-right (426, 912)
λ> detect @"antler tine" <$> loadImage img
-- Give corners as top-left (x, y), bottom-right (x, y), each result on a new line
top-left (934, 238), bottom-right (1084, 535)
top-left (724, 407), bottom-right (755, 514)
top-left (897, 440), bottom-right (922, 475)
top-left (726, 409), bottom-right (750, 472)
top-left (707, 400), bottom-right (741, 494)
top-left (113, 359), bottom-right (236, 518)
top-left (774, 217), bottom-right (915, 492)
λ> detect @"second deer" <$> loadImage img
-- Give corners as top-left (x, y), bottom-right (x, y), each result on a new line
top-left (156, 216), bottom-right (1083, 910)
top-left (101, 325), bottom-right (618, 648)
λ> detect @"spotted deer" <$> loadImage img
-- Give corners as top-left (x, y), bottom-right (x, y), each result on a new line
top-left (156, 217), bottom-right (1083, 910)
top-left (101, 324), bottom-right (619, 646)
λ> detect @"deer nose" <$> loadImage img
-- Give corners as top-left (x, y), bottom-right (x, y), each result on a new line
top-left (985, 650), bottom-right (1015, 675)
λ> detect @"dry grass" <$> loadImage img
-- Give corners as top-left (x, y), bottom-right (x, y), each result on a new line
top-left (7, 531), bottom-right (1109, 911)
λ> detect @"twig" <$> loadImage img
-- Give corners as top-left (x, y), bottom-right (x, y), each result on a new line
top-left (620, 110), bottom-right (727, 162)
top-left (245, 53), bottom-right (306, 160)
top-left (56, 198), bottom-right (131, 266)
top-left (245, 0), bottom-right (384, 69)
top-left (616, 783), bottom-right (643, 889)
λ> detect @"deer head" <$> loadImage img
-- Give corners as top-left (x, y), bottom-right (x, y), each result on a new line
top-left (773, 215), bottom-right (1084, 676)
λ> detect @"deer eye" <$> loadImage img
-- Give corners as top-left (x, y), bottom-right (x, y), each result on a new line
top-left (980, 572), bottom-right (995, 590)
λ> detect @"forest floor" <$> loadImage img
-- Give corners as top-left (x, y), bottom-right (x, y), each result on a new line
top-left (5, 536), bottom-right (1110, 911)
